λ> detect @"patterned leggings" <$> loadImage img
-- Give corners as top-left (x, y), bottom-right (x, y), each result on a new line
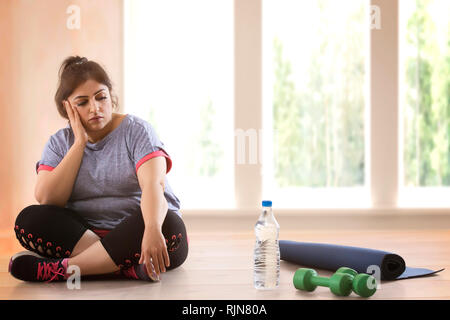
top-left (13, 205), bottom-right (189, 270)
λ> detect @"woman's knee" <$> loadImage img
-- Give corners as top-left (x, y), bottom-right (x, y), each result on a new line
top-left (14, 204), bottom-right (59, 235)
top-left (14, 205), bottom-right (44, 252)
top-left (13, 204), bottom-right (69, 257)
top-left (166, 238), bottom-right (188, 270)
top-left (162, 211), bottom-right (189, 270)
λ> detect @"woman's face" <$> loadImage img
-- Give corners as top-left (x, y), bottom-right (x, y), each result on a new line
top-left (67, 79), bottom-right (113, 133)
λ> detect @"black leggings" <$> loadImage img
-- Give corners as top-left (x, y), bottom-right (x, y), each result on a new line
top-left (13, 205), bottom-right (189, 271)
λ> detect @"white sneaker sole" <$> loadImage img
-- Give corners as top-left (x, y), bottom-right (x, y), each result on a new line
top-left (10, 250), bottom-right (45, 262)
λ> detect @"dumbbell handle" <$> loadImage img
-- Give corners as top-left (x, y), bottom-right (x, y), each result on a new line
top-left (310, 275), bottom-right (331, 287)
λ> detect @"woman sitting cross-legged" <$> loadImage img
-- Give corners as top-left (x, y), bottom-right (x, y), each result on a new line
top-left (9, 56), bottom-right (188, 283)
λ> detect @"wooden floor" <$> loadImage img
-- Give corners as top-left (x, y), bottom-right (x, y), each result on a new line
top-left (0, 218), bottom-right (449, 300)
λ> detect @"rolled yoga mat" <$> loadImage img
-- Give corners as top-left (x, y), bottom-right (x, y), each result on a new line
top-left (279, 240), bottom-right (444, 281)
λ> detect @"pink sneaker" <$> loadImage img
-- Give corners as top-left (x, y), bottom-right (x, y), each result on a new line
top-left (9, 251), bottom-right (69, 283)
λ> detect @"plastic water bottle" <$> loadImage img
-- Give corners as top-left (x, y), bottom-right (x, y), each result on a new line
top-left (253, 200), bottom-right (280, 290)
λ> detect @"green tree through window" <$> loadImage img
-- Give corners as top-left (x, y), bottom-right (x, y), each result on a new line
top-left (403, 0), bottom-right (450, 187)
top-left (270, 0), bottom-right (367, 188)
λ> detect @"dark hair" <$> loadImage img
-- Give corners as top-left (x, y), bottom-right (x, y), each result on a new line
top-left (54, 56), bottom-right (119, 119)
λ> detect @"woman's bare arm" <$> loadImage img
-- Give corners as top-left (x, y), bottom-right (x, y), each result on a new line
top-left (34, 141), bottom-right (86, 206)
top-left (35, 100), bottom-right (88, 207)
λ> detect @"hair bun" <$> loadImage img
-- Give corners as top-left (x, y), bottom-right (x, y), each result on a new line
top-left (73, 57), bottom-right (88, 65)
top-left (59, 56), bottom-right (88, 76)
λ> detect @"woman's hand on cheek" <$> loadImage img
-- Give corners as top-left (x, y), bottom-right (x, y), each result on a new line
top-left (64, 100), bottom-right (88, 146)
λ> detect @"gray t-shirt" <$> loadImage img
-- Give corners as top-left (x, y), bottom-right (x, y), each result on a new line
top-left (36, 114), bottom-right (182, 229)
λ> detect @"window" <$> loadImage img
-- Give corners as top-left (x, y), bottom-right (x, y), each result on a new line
top-left (124, 0), bottom-right (234, 209)
top-left (124, 0), bottom-right (450, 212)
top-left (262, 0), bottom-right (371, 208)
top-left (399, 0), bottom-right (450, 207)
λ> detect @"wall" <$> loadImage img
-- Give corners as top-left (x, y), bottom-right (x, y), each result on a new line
top-left (0, 0), bottom-right (123, 231)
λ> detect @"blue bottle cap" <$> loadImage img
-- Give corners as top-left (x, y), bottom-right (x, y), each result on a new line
top-left (262, 200), bottom-right (272, 207)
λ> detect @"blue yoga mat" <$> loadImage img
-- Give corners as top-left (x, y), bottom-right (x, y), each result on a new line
top-left (279, 240), bottom-right (444, 281)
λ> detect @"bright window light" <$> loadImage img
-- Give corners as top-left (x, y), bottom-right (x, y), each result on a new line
top-left (262, 0), bottom-right (371, 208)
top-left (398, 0), bottom-right (450, 207)
top-left (124, 0), bottom-right (234, 209)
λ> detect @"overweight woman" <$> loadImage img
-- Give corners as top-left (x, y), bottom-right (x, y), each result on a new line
top-left (9, 56), bottom-right (188, 282)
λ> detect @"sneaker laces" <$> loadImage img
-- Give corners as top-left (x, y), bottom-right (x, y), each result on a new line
top-left (36, 260), bottom-right (66, 283)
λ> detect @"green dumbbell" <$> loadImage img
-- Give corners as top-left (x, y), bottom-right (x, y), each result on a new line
top-left (293, 268), bottom-right (354, 296)
top-left (335, 267), bottom-right (377, 298)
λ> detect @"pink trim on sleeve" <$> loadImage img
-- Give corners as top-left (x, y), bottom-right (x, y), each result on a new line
top-left (135, 150), bottom-right (172, 174)
top-left (37, 165), bottom-right (55, 173)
